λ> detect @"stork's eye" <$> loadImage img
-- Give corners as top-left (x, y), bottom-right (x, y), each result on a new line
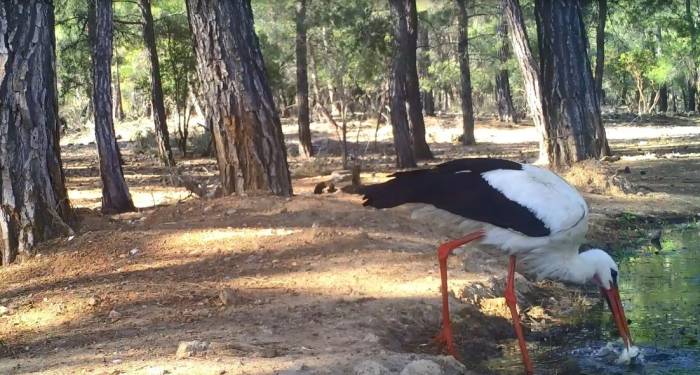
top-left (610, 268), bottom-right (618, 287)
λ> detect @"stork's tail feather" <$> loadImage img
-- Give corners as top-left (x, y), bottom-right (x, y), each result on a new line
top-left (359, 170), bottom-right (431, 209)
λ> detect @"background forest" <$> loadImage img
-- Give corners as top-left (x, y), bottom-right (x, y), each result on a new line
top-left (1, 0), bottom-right (699, 374)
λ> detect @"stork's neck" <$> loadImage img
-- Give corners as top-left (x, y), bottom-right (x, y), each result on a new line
top-left (519, 248), bottom-right (597, 285)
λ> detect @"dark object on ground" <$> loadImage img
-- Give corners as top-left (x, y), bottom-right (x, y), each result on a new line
top-left (327, 183), bottom-right (337, 193)
top-left (313, 182), bottom-right (327, 194)
top-left (650, 229), bottom-right (662, 250)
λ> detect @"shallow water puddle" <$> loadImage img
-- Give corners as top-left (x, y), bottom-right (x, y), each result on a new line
top-left (489, 226), bottom-right (700, 374)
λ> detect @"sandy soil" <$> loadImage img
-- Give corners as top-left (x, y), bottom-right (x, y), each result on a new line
top-left (1, 114), bottom-right (699, 375)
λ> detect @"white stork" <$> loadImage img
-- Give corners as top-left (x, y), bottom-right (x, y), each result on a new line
top-left (359, 158), bottom-right (635, 375)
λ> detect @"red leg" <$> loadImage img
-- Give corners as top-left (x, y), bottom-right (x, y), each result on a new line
top-left (433, 230), bottom-right (485, 358)
top-left (504, 255), bottom-right (534, 375)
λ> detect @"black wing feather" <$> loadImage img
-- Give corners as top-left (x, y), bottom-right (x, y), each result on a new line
top-left (359, 158), bottom-right (550, 237)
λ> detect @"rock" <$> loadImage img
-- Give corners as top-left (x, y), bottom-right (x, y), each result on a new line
top-left (353, 360), bottom-right (390, 375)
top-left (0, 305), bottom-right (9, 316)
top-left (175, 340), bottom-right (210, 359)
top-left (400, 360), bottom-right (443, 375)
top-left (129, 248), bottom-right (140, 256)
top-left (225, 209), bottom-right (238, 216)
top-left (434, 356), bottom-right (467, 375)
top-left (108, 310), bottom-right (122, 320)
top-left (219, 288), bottom-right (248, 306)
top-left (362, 332), bottom-right (380, 343)
top-left (87, 296), bottom-right (100, 307)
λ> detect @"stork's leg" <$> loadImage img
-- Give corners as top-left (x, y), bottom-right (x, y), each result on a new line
top-left (434, 230), bottom-right (485, 357)
top-left (504, 255), bottom-right (534, 375)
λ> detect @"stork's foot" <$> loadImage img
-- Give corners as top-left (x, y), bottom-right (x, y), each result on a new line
top-left (433, 325), bottom-right (459, 359)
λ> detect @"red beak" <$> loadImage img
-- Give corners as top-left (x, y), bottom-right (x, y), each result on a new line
top-left (601, 287), bottom-right (633, 349)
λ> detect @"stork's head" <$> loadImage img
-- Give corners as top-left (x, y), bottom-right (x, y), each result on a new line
top-left (580, 249), bottom-right (633, 349)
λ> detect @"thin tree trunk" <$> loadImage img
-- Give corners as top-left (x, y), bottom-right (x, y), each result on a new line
top-left (686, 0), bottom-right (698, 112)
top-left (594, 0), bottom-right (606, 105)
top-left (404, 0), bottom-right (433, 159)
top-left (503, 0), bottom-right (548, 162)
top-left (186, 0), bottom-right (292, 196)
top-left (495, 9), bottom-right (517, 124)
top-left (296, 0), bottom-right (313, 157)
top-left (456, 0), bottom-right (475, 145)
top-left (0, 0), bottom-right (73, 265)
top-left (113, 55), bottom-right (125, 121)
top-left (657, 85), bottom-right (668, 113)
top-left (418, 23), bottom-right (435, 116)
top-left (535, 0), bottom-right (608, 166)
top-left (89, 0), bottom-right (135, 213)
top-left (139, 0), bottom-right (175, 167)
top-left (388, 0), bottom-right (417, 168)
top-left (655, 25), bottom-right (668, 113)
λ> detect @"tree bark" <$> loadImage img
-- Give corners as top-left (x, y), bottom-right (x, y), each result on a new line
top-left (139, 0), bottom-right (175, 167)
top-left (503, 0), bottom-right (548, 161)
top-left (456, 0), bottom-right (475, 145)
top-left (113, 55), bottom-right (125, 121)
top-left (495, 10), bottom-right (517, 124)
top-left (186, 0), bottom-right (292, 196)
top-left (686, 0), bottom-right (698, 112)
top-left (0, 0), bottom-right (74, 265)
top-left (295, 0), bottom-right (313, 158)
top-left (594, 0), bottom-right (606, 105)
top-left (404, 0), bottom-right (433, 159)
top-left (658, 85), bottom-right (668, 112)
top-left (89, 0), bottom-right (135, 213)
top-left (388, 0), bottom-right (417, 168)
top-left (655, 26), bottom-right (668, 113)
top-left (418, 23), bottom-right (435, 116)
top-left (535, 0), bottom-right (609, 166)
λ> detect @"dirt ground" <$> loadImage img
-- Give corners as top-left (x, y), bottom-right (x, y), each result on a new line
top-left (1, 114), bottom-right (699, 375)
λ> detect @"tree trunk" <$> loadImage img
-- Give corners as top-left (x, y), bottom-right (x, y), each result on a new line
top-left (295, 0), bottom-right (313, 158)
top-left (456, 0), bottom-right (475, 145)
top-left (139, 0), bottom-right (175, 167)
top-left (186, 0), bottom-right (292, 196)
top-left (594, 0), bottom-right (606, 105)
top-left (687, 79), bottom-right (697, 112)
top-left (113, 55), bottom-right (125, 121)
top-left (404, 0), bottom-right (433, 159)
top-left (0, 0), bottom-right (73, 265)
top-left (503, 0), bottom-right (548, 162)
top-left (495, 9), bottom-right (517, 124)
top-left (418, 24), bottom-right (435, 116)
top-left (388, 0), bottom-right (417, 168)
top-left (655, 25), bottom-right (668, 113)
top-left (89, 0), bottom-right (135, 213)
top-left (686, 0), bottom-right (698, 113)
top-left (535, 0), bottom-right (609, 167)
top-left (658, 85), bottom-right (668, 112)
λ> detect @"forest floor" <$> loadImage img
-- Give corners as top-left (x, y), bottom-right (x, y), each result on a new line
top-left (1, 114), bottom-right (700, 375)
